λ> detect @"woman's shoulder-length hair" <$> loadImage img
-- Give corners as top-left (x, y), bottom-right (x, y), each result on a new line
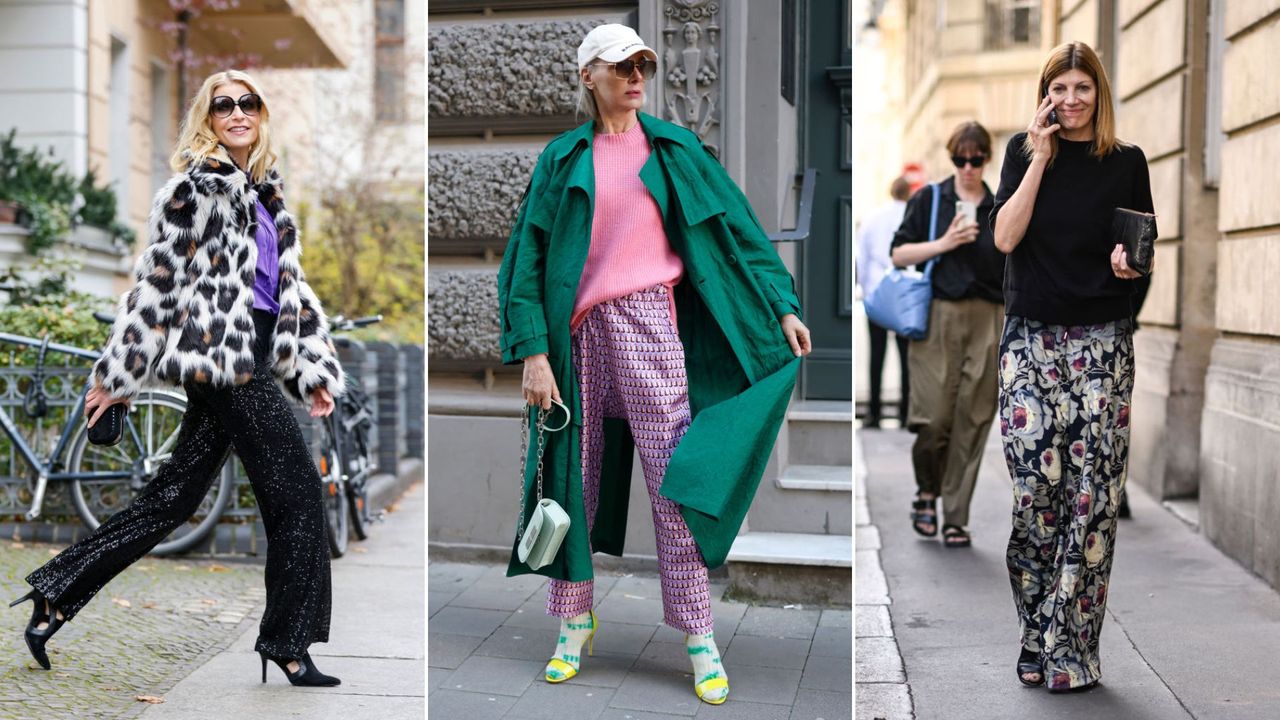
top-left (169, 69), bottom-right (278, 184)
top-left (1023, 41), bottom-right (1129, 164)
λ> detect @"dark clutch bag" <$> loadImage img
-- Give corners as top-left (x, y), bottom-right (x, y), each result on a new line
top-left (1112, 208), bottom-right (1157, 276)
top-left (87, 403), bottom-right (126, 447)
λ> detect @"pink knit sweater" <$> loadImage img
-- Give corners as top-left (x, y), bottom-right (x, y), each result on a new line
top-left (570, 121), bottom-right (684, 330)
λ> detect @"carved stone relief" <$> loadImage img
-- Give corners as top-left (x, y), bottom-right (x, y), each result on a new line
top-left (660, 0), bottom-right (722, 155)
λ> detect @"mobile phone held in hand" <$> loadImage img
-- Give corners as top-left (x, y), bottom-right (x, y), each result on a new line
top-left (955, 201), bottom-right (977, 227)
top-left (1045, 91), bottom-right (1059, 126)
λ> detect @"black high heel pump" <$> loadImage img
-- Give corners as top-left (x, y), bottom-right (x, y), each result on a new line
top-left (259, 651), bottom-right (341, 687)
top-left (10, 589), bottom-right (65, 670)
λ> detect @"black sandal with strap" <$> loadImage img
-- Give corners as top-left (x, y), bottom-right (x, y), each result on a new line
top-left (910, 495), bottom-right (938, 537)
top-left (1016, 647), bottom-right (1043, 687)
top-left (942, 525), bottom-right (971, 548)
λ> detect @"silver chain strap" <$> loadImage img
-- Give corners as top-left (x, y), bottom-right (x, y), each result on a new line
top-left (516, 407), bottom-right (549, 540)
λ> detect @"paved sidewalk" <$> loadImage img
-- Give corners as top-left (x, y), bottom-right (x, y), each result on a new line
top-left (132, 481), bottom-right (425, 719)
top-left (859, 427), bottom-right (1280, 720)
top-left (428, 560), bottom-right (852, 719)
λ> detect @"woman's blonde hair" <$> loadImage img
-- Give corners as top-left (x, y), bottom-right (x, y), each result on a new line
top-left (1024, 41), bottom-right (1121, 164)
top-left (170, 70), bottom-right (277, 183)
top-left (575, 65), bottom-right (602, 124)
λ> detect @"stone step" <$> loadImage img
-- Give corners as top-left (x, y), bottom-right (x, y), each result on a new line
top-left (786, 400), bottom-right (853, 467)
top-left (777, 464), bottom-right (853, 492)
top-left (727, 531), bottom-right (852, 567)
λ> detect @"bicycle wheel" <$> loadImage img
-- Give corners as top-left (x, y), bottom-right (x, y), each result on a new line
top-left (67, 391), bottom-right (234, 556)
top-left (320, 422), bottom-right (349, 558)
top-left (345, 421), bottom-right (373, 541)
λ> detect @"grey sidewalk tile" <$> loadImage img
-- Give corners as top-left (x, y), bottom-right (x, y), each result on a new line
top-left (502, 595), bottom-right (564, 630)
top-left (723, 635), bottom-right (811, 670)
top-left (505, 682), bottom-right (616, 719)
top-left (426, 688), bottom-right (516, 719)
top-left (473, 625), bottom-right (560, 662)
top-left (710, 597), bottom-right (749, 625)
top-left (441, 655), bottom-right (546, 697)
top-left (427, 666), bottom-right (448, 692)
top-left (609, 670), bottom-right (702, 717)
top-left (429, 606), bottom-right (512, 638)
top-left (598, 708), bottom-right (689, 719)
top-left (735, 607), bottom-right (821, 640)
top-left (809, 629), bottom-right (852, 658)
top-left (428, 631), bottom-right (485, 670)
top-left (591, 621), bottom-right (658, 657)
top-left (428, 591), bottom-right (458, 618)
top-left (854, 604), bottom-right (892, 637)
top-left (718, 665), bottom-right (802, 706)
top-left (854, 637), bottom-right (906, 683)
top-left (818, 609), bottom-right (851, 628)
top-left (799, 655), bottom-right (852, 692)
top-left (634, 640), bottom-right (697, 675)
top-left (429, 562), bottom-right (488, 592)
top-left (850, 684), bottom-right (909, 720)
top-left (791, 688), bottom-right (854, 720)
top-left (694, 699), bottom-right (791, 719)
top-left (571, 652), bottom-right (642, 689)
top-left (597, 593), bottom-right (666, 627)
top-left (451, 577), bottom-right (545, 612)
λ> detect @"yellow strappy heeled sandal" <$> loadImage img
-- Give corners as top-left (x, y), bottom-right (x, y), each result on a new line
top-left (695, 675), bottom-right (729, 705)
top-left (545, 610), bottom-right (597, 683)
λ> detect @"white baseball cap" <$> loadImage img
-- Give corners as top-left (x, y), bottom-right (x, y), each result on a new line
top-left (576, 23), bottom-right (657, 71)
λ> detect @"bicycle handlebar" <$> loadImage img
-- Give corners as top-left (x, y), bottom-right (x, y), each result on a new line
top-left (331, 314), bottom-right (383, 331)
top-left (0, 331), bottom-right (101, 361)
top-left (93, 311), bottom-right (116, 325)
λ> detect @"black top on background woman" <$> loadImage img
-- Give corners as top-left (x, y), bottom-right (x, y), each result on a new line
top-left (11, 69), bottom-right (347, 688)
top-left (991, 40), bottom-right (1153, 692)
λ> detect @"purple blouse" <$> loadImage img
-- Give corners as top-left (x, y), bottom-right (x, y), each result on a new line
top-left (252, 200), bottom-right (280, 314)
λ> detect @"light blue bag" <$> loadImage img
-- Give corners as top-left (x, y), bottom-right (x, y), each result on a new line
top-left (863, 183), bottom-right (940, 341)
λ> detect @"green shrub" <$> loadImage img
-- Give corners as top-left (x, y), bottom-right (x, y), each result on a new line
top-left (0, 258), bottom-right (113, 365)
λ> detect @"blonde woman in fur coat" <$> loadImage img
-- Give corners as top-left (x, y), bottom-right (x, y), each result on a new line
top-left (9, 70), bottom-right (346, 687)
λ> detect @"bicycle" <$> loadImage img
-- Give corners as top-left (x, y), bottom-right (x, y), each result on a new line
top-left (317, 314), bottom-right (383, 558)
top-left (0, 318), bottom-right (234, 555)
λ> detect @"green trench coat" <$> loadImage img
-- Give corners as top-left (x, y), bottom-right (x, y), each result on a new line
top-left (498, 112), bottom-right (803, 582)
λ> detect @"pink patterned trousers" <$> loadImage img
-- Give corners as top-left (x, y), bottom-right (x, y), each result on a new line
top-left (546, 284), bottom-right (714, 634)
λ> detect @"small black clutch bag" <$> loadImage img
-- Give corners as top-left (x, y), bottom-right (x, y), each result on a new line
top-left (87, 403), bottom-right (126, 446)
top-left (1112, 208), bottom-right (1157, 276)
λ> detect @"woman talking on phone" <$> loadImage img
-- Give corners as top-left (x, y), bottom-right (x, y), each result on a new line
top-left (992, 41), bottom-right (1154, 692)
top-left (890, 121), bottom-right (1005, 549)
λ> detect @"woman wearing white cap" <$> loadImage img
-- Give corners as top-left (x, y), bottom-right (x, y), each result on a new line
top-left (498, 23), bottom-right (811, 706)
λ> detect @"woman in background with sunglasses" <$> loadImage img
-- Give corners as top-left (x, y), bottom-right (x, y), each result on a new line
top-left (11, 70), bottom-right (345, 688)
top-left (889, 121), bottom-right (1005, 549)
top-left (498, 24), bottom-right (810, 706)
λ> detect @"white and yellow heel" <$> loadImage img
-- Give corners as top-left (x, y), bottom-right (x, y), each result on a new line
top-left (545, 610), bottom-right (597, 683)
top-left (695, 675), bottom-right (730, 705)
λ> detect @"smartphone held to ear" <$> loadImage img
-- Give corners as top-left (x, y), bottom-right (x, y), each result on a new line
top-left (1044, 91), bottom-right (1059, 126)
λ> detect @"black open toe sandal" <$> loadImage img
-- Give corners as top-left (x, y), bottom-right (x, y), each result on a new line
top-left (910, 495), bottom-right (938, 537)
top-left (942, 525), bottom-right (971, 548)
top-left (1017, 648), bottom-right (1043, 687)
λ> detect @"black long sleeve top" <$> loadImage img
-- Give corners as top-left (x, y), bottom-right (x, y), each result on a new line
top-left (890, 176), bottom-right (1004, 304)
top-left (991, 133), bottom-right (1154, 325)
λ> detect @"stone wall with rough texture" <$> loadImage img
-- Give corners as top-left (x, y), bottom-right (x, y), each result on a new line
top-left (427, 20), bottom-right (602, 119)
top-left (428, 150), bottom-right (539, 245)
top-left (428, 269), bottom-right (501, 361)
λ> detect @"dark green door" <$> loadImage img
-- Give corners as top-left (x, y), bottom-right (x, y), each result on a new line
top-left (799, 0), bottom-right (852, 400)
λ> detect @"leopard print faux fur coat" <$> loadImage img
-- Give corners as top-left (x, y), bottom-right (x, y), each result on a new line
top-left (93, 154), bottom-right (345, 404)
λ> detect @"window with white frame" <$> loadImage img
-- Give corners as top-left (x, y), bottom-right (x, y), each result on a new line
top-left (984, 0), bottom-right (1040, 50)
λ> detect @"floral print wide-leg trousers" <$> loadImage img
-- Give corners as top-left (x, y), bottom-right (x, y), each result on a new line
top-left (998, 315), bottom-right (1134, 691)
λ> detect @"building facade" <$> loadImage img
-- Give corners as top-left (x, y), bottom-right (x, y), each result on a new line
top-left (0, 0), bottom-right (347, 296)
top-left (427, 0), bottom-right (852, 597)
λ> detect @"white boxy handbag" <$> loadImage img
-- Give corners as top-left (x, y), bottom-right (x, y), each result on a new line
top-left (516, 400), bottom-right (571, 570)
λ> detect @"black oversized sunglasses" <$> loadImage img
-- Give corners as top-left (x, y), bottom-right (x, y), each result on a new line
top-left (951, 154), bottom-right (987, 169)
top-left (591, 57), bottom-right (657, 79)
top-left (211, 93), bottom-right (263, 118)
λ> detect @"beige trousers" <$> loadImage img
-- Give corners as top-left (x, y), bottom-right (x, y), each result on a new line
top-left (906, 297), bottom-right (1003, 528)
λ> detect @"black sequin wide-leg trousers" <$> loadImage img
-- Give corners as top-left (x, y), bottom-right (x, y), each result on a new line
top-left (25, 310), bottom-right (332, 660)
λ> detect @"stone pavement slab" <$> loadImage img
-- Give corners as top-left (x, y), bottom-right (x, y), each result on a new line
top-left (428, 561), bottom-right (852, 719)
top-left (862, 427), bottom-right (1280, 719)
